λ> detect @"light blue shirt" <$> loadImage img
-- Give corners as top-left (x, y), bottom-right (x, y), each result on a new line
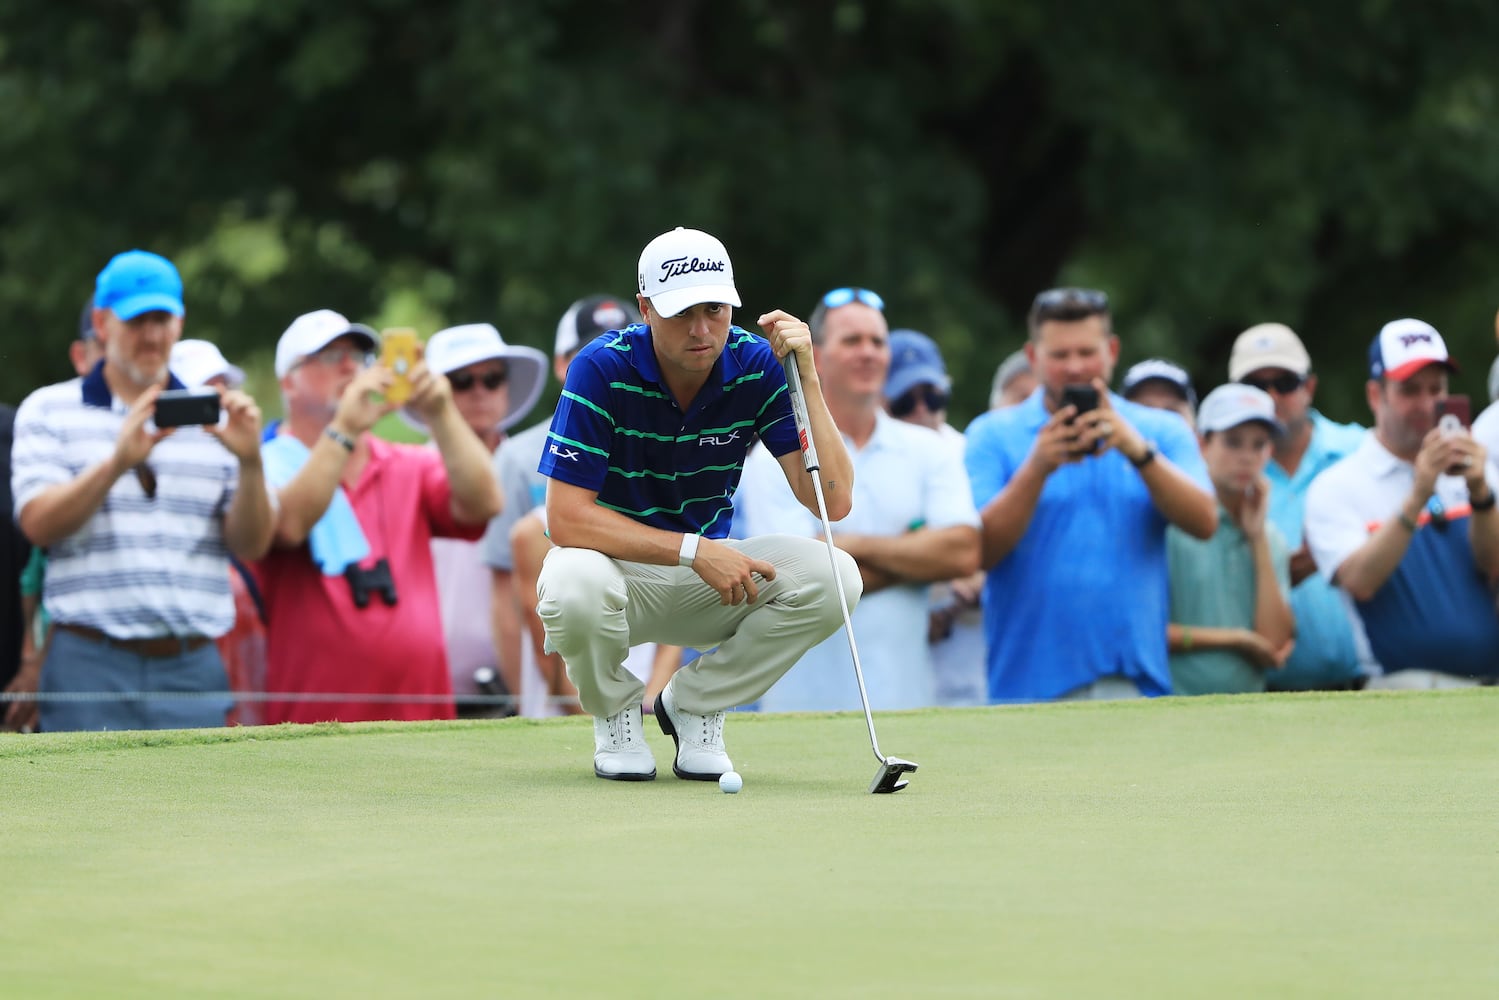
top-left (733, 412), bottom-right (980, 711)
top-left (1263, 410), bottom-right (1366, 689)
top-left (965, 389), bottom-right (1211, 702)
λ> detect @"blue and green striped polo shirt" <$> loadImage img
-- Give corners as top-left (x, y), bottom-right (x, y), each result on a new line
top-left (538, 323), bottom-right (799, 538)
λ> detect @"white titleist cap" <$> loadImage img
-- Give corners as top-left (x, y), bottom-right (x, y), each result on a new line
top-left (636, 227), bottom-right (740, 318)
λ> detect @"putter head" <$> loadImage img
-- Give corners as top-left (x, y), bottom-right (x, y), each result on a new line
top-left (868, 757), bottom-right (919, 795)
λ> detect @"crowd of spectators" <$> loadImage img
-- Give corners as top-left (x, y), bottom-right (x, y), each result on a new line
top-left (3, 248), bottom-right (1497, 733)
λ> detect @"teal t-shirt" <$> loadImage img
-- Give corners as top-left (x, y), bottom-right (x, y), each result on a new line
top-left (1167, 506), bottom-right (1291, 695)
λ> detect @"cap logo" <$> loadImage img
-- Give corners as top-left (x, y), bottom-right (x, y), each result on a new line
top-left (658, 255), bottom-right (726, 283)
top-left (1399, 332), bottom-right (1433, 348)
top-left (593, 302), bottom-right (628, 328)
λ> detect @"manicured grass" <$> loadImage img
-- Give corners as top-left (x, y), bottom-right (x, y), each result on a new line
top-left (7, 691), bottom-right (1499, 998)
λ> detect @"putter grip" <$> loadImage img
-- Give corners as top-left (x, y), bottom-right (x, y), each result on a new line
top-left (782, 354), bottom-right (820, 471)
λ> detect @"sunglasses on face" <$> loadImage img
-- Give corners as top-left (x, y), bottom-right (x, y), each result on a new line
top-left (301, 346), bottom-right (375, 371)
top-left (820, 287), bottom-right (885, 312)
top-left (1239, 372), bottom-right (1304, 395)
top-left (888, 385), bottom-right (950, 418)
top-left (449, 369), bottom-right (507, 393)
top-left (1032, 287), bottom-right (1109, 311)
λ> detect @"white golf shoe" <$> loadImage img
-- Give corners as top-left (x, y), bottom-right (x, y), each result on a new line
top-left (593, 704), bottom-right (656, 781)
top-left (654, 679), bottom-right (733, 781)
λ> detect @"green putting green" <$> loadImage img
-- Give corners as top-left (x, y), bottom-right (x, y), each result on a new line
top-left (7, 691), bottom-right (1499, 998)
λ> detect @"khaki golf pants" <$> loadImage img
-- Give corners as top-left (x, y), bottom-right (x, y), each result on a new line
top-left (536, 535), bottom-right (861, 717)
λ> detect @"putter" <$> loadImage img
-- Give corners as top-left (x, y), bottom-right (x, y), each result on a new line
top-left (781, 354), bottom-right (920, 794)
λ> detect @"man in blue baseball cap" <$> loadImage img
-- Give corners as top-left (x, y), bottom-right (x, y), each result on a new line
top-left (10, 249), bottom-right (275, 731)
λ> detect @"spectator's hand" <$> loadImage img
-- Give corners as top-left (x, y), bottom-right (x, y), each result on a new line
top-left (1235, 630), bottom-right (1282, 669)
top-left (1237, 473), bottom-right (1270, 541)
top-left (2, 655), bottom-right (40, 733)
top-left (949, 570), bottom-right (985, 606)
top-left (333, 365), bottom-right (397, 437)
top-left (1412, 427), bottom-right (1460, 502)
top-left (405, 359), bottom-right (454, 424)
top-left (207, 388), bottom-right (264, 464)
top-left (1030, 405), bottom-right (1086, 474)
top-left (1441, 432), bottom-right (1490, 498)
top-left (691, 536), bottom-right (778, 605)
top-left (1076, 378), bottom-right (1149, 462)
top-left (758, 311), bottom-right (814, 381)
top-left (1273, 638), bottom-right (1296, 668)
top-left (114, 384), bottom-right (173, 473)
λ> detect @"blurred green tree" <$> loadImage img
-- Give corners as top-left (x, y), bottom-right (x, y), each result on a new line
top-left (0, 0), bottom-right (1497, 427)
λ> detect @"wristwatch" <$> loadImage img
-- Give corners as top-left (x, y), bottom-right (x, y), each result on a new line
top-left (1129, 444), bottom-right (1158, 469)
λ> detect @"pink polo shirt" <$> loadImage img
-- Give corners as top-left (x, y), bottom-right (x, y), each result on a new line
top-left (255, 438), bottom-right (484, 724)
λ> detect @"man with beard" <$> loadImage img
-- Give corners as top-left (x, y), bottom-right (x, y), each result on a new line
top-left (10, 250), bottom-right (274, 730)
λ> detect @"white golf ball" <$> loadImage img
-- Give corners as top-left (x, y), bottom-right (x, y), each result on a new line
top-left (719, 771), bottom-right (743, 794)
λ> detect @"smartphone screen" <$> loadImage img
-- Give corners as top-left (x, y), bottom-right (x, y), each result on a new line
top-left (380, 328), bottom-right (419, 405)
top-left (1061, 384), bottom-right (1099, 416)
top-left (1436, 394), bottom-right (1471, 432)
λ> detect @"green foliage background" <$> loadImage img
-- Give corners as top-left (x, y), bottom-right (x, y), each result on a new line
top-left (3, 0), bottom-right (1498, 426)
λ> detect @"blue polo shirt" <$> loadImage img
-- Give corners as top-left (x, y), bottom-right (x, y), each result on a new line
top-left (538, 323), bottom-right (799, 537)
top-left (965, 390), bottom-right (1211, 702)
top-left (1263, 410), bottom-right (1367, 690)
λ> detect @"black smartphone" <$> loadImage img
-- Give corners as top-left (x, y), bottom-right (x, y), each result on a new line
top-left (1061, 384), bottom-right (1099, 417)
top-left (1435, 394), bottom-right (1471, 432)
top-left (154, 389), bottom-right (222, 428)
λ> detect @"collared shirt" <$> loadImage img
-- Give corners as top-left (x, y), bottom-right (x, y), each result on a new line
top-left (11, 363), bottom-right (239, 639)
top-left (733, 411), bottom-right (981, 711)
top-left (538, 323), bottom-right (799, 538)
top-left (254, 437), bottom-right (484, 724)
top-left (1167, 506), bottom-right (1291, 695)
top-left (1263, 410), bottom-right (1366, 689)
top-left (965, 388), bottom-right (1212, 702)
top-left (1305, 433), bottom-right (1499, 679)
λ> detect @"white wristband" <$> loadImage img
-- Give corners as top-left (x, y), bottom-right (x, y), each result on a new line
top-left (678, 532), bottom-right (699, 568)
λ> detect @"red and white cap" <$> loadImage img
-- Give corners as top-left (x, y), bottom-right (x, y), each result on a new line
top-left (1368, 318), bottom-right (1458, 381)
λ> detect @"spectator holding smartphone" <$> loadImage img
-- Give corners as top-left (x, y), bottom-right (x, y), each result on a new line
top-left (1166, 385), bottom-right (1295, 694)
top-left (1305, 320), bottom-right (1499, 688)
top-left (10, 250), bottom-right (274, 731)
top-left (964, 287), bottom-right (1216, 702)
top-left (255, 311), bottom-right (502, 724)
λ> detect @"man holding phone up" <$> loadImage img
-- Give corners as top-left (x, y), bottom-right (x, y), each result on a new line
top-left (1305, 320), bottom-right (1499, 688)
top-left (963, 288), bottom-right (1216, 702)
top-left (254, 311), bottom-right (501, 724)
top-left (10, 250), bottom-right (274, 731)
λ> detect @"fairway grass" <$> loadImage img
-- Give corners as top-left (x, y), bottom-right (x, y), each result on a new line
top-left (6, 691), bottom-right (1499, 998)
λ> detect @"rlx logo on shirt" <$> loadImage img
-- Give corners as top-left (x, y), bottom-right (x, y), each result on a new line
top-left (549, 444), bottom-right (581, 462)
top-left (698, 431), bottom-right (741, 447)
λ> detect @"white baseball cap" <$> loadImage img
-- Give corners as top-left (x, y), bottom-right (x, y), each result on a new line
top-left (424, 323), bottom-right (549, 430)
top-left (170, 339), bottom-right (245, 389)
top-left (636, 227), bottom-right (740, 318)
top-left (1368, 318), bottom-right (1458, 381)
top-left (1228, 323), bottom-right (1312, 382)
top-left (1196, 383), bottom-right (1284, 435)
top-left (275, 309), bottom-right (378, 378)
